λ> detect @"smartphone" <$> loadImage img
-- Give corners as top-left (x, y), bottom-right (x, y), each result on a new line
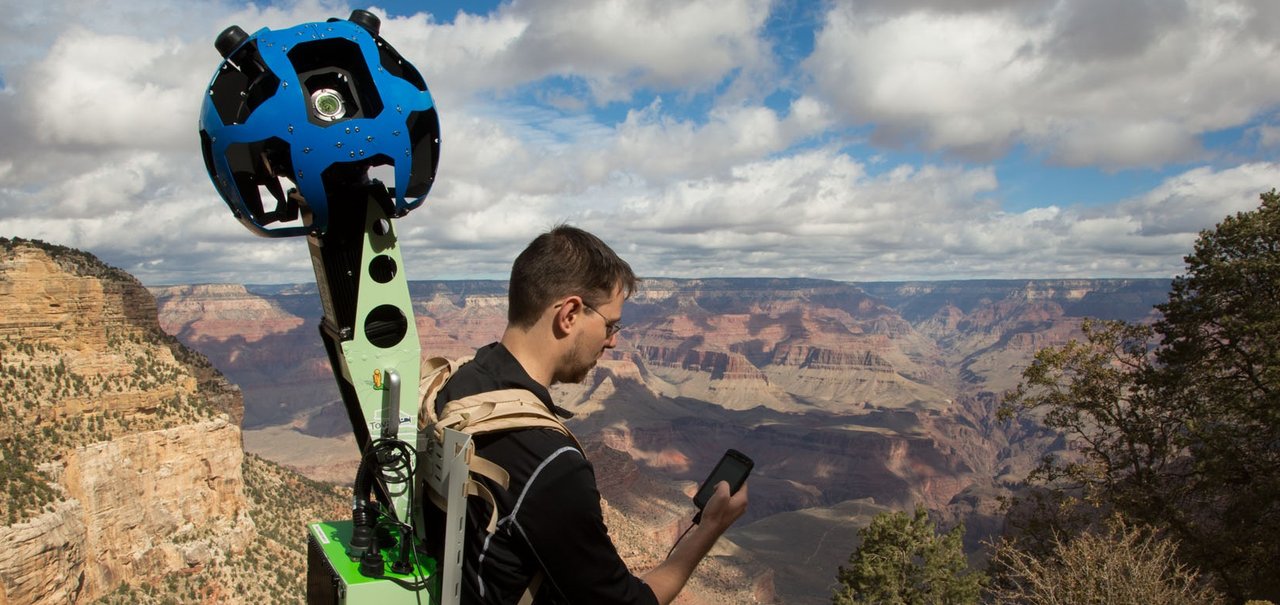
top-left (693, 449), bottom-right (753, 510)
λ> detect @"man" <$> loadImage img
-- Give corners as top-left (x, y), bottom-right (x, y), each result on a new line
top-left (434, 225), bottom-right (748, 604)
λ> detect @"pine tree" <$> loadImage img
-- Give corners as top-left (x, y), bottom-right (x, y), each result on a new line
top-left (832, 506), bottom-right (982, 605)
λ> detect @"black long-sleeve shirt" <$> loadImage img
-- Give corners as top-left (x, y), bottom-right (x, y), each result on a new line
top-left (429, 342), bottom-right (659, 605)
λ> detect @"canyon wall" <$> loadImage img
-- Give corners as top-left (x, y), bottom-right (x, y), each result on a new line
top-left (0, 239), bottom-right (254, 604)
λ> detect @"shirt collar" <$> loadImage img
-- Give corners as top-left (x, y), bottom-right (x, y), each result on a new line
top-left (480, 342), bottom-right (575, 420)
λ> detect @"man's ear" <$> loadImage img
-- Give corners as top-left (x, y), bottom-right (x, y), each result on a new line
top-left (552, 296), bottom-right (582, 337)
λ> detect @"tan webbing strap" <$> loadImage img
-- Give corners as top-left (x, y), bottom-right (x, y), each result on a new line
top-left (437, 389), bottom-right (583, 451)
top-left (467, 453), bottom-right (509, 488)
top-left (465, 480), bottom-right (501, 534)
top-left (428, 475), bottom-right (505, 534)
top-left (518, 572), bottom-right (544, 605)
top-left (417, 356), bottom-right (584, 537)
top-left (417, 355), bottom-right (473, 431)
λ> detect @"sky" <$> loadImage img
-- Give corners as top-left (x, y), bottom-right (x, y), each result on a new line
top-left (0, 0), bottom-right (1278, 285)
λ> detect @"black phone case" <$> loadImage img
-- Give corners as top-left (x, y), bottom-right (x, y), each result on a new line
top-left (693, 449), bottom-right (753, 509)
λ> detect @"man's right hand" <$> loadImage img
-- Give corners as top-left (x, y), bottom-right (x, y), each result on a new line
top-left (643, 479), bottom-right (750, 604)
top-left (699, 480), bottom-right (748, 532)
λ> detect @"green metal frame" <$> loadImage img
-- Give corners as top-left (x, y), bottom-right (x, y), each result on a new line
top-left (336, 201), bottom-right (421, 523)
top-left (307, 520), bottom-right (437, 603)
top-left (304, 191), bottom-right (422, 522)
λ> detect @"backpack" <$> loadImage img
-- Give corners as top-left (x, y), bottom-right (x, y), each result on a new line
top-left (416, 355), bottom-right (581, 604)
top-left (417, 355), bottom-right (581, 450)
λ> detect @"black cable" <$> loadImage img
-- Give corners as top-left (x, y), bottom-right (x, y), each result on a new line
top-left (352, 436), bottom-right (436, 595)
top-left (408, 531), bottom-right (431, 604)
top-left (666, 516), bottom-right (699, 559)
top-left (368, 438), bottom-right (416, 496)
top-left (355, 437), bottom-right (416, 518)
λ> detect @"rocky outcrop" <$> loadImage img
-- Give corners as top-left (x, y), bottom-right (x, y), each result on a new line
top-left (620, 283), bottom-right (949, 413)
top-left (0, 242), bottom-right (156, 350)
top-left (857, 279), bottom-right (1168, 324)
top-left (151, 284), bottom-right (510, 429)
top-left (414, 292), bottom-right (507, 359)
top-left (0, 500), bottom-right (88, 604)
top-left (0, 239), bottom-right (254, 604)
top-left (149, 284), bottom-right (329, 429)
top-left (0, 421), bottom-right (253, 604)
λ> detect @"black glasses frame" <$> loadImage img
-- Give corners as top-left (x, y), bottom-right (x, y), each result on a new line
top-left (581, 302), bottom-right (623, 337)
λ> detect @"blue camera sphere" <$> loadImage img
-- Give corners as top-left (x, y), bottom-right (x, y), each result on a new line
top-left (199, 10), bottom-right (440, 237)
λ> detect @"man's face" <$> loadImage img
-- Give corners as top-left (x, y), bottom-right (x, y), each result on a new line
top-left (554, 286), bottom-right (623, 385)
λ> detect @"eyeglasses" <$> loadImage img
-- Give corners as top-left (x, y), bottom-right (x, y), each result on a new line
top-left (581, 302), bottom-right (623, 338)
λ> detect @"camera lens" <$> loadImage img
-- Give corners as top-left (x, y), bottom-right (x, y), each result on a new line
top-left (311, 88), bottom-right (346, 121)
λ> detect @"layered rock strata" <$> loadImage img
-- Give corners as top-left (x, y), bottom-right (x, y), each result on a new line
top-left (0, 239), bottom-right (253, 604)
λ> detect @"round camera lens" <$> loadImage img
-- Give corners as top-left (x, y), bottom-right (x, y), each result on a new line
top-left (311, 89), bottom-right (345, 121)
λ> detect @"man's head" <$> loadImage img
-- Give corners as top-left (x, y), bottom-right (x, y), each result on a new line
top-left (508, 225), bottom-right (637, 328)
top-left (505, 225), bottom-right (637, 385)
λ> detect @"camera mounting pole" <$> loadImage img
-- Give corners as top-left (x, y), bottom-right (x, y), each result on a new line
top-left (309, 181), bottom-right (420, 522)
top-left (199, 9), bottom-right (451, 602)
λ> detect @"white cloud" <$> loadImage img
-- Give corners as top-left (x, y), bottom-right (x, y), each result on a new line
top-left (594, 155), bottom-right (1280, 281)
top-left (0, 0), bottom-right (1277, 286)
top-left (22, 29), bottom-right (204, 149)
top-left (1117, 162), bottom-right (1279, 236)
top-left (377, 10), bottom-right (529, 107)
top-left (606, 99), bottom-right (815, 182)
top-left (381, 0), bottom-right (773, 105)
top-left (502, 0), bottom-right (772, 102)
top-left (1254, 122), bottom-right (1280, 148)
top-left (805, 8), bottom-right (1038, 157)
top-left (805, 0), bottom-right (1280, 167)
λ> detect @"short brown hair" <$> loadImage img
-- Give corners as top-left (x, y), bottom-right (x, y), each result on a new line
top-left (507, 225), bottom-right (637, 327)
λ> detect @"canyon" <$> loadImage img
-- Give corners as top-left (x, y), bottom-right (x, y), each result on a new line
top-left (0, 240), bottom-right (765, 604)
top-left (0, 235), bottom-right (1176, 604)
top-left (150, 275), bottom-right (1168, 603)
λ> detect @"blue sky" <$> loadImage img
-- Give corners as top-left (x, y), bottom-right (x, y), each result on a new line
top-left (0, 0), bottom-right (1277, 284)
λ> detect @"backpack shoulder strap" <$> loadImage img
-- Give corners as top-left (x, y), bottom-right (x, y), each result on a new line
top-left (418, 356), bottom-right (584, 535)
top-left (416, 354), bottom-right (472, 432)
top-left (438, 389), bottom-right (572, 605)
top-left (437, 388), bottom-right (583, 451)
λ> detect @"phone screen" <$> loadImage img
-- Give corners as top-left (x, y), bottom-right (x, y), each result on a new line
top-left (693, 449), bottom-right (753, 510)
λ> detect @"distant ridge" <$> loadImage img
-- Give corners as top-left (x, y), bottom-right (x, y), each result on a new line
top-left (857, 278), bottom-right (1170, 322)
